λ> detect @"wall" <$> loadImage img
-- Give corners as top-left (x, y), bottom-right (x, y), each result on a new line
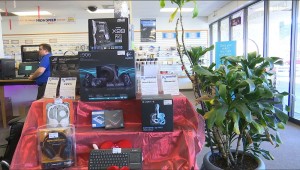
top-left (207, 0), bottom-right (254, 23)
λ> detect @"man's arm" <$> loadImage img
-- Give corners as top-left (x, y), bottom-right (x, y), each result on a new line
top-left (29, 67), bottom-right (46, 80)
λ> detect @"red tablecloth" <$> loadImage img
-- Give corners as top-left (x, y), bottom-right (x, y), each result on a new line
top-left (10, 94), bottom-right (205, 170)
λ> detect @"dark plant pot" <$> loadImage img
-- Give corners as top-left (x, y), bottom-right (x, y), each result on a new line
top-left (201, 150), bottom-right (265, 170)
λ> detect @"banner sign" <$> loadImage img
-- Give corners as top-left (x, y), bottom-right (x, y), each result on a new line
top-left (18, 16), bottom-right (76, 25)
top-left (215, 41), bottom-right (236, 68)
top-left (140, 19), bottom-right (156, 42)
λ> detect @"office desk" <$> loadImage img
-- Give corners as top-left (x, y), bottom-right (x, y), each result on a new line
top-left (11, 95), bottom-right (205, 169)
top-left (0, 79), bottom-right (35, 128)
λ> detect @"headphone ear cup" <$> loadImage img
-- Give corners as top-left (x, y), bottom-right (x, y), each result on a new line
top-left (42, 143), bottom-right (56, 159)
top-left (60, 137), bottom-right (73, 160)
top-left (60, 118), bottom-right (69, 127)
top-left (48, 119), bottom-right (59, 128)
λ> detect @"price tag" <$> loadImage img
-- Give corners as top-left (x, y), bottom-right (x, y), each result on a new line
top-left (112, 148), bottom-right (121, 153)
top-left (48, 132), bottom-right (58, 138)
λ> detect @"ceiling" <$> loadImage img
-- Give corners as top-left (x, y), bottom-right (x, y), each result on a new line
top-left (0, 1), bottom-right (231, 19)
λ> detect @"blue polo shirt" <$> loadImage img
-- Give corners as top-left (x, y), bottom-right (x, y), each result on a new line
top-left (36, 53), bottom-right (52, 86)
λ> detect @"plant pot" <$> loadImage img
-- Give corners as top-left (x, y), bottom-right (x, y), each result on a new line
top-left (201, 150), bottom-right (265, 170)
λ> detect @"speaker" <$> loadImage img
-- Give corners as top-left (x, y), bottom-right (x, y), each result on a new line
top-left (41, 131), bottom-right (73, 160)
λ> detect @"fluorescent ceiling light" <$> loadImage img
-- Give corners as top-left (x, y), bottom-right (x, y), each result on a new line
top-left (87, 9), bottom-right (114, 14)
top-left (12, 11), bottom-right (52, 16)
top-left (160, 8), bottom-right (193, 13)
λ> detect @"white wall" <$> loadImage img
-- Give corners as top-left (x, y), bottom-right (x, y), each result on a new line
top-left (207, 1), bottom-right (254, 23)
top-left (1, 16), bottom-right (208, 34)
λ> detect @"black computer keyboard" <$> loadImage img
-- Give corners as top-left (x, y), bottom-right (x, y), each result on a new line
top-left (88, 148), bottom-right (142, 170)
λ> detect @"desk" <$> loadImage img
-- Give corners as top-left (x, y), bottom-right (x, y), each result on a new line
top-left (0, 79), bottom-right (35, 128)
top-left (11, 95), bottom-right (205, 169)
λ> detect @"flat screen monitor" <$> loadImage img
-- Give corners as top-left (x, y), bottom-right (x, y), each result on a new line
top-left (50, 55), bottom-right (80, 94)
top-left (18, 62), bottom-right (39, 77)
top-left (21, 45), bottom-right (40, 62)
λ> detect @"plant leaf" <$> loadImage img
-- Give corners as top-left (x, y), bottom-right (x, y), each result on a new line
top-left (192, 0), bottom-right (198, 18)
top-left (169, 7), bottom-right (179, 22)
top-left (160, 0), bottom-right (166, 8)
top-left (231, 112), bottom-right (240, 134)
top-left (251, 121), bottom-right (264, 134)
top-left (219, 84), bottom-right (227, 102)
top-left (274, 107), bottom-right (289, 123)
top-left (193, 65), bottom-right (215, 76)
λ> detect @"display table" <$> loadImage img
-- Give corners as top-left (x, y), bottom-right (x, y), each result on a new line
top-left (10, 94), bottom-right (205, 170)
top-left (0, 79), bottom-right (35, 128)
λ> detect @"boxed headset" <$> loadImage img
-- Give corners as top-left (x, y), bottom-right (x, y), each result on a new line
top-left (37, 125), bottom-right (76, 169)
top-left (141, 94), bottom-right (173, 132)
top-left (43, 99), bottom-right (74, 128)
top-left (88, 18), bottom-right (129, 50)
top-left (79, 50), bottom-right (136, 101)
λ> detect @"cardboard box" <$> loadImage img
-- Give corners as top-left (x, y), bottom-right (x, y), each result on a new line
top-left (88, 18), bottom-right (129, 50)
top-left (141, 94), bottom-right (173, 132)
top-left (79, 51), bottom-right (136, 101)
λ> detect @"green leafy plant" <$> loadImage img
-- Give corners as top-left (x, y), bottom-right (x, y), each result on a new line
top-left (159, 0), bottom-right (214, 100)
top-left (194, 52), bottom-right (289, 168)
top-left (160, 0), bottom-right (289, 169)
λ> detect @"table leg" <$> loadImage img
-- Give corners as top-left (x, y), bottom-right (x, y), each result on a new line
top-left (0, 86), bottom-right (7, 128)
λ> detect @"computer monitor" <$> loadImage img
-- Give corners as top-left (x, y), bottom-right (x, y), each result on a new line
top-left (50, 55), bottom-right (80, 94)
top-left (18, 62), bottom-right (39, 77)
top-left (21, 45), bottom-right (40, 63)
top-left (0, 59), bottom-right (15, 79)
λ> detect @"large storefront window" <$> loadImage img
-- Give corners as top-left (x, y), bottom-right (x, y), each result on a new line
top-left (212, 23), bottom-right (218, 63)
top-left (247, 1), bottom-right (264, 55)
top-left (231, 10), bottom-right (244, 56)
top-left (295, 3), bottom-right (300, 120)
top-left (220, 18), bottom-right (229, 41)
top-left (269, 1), bottom-right (292, 113)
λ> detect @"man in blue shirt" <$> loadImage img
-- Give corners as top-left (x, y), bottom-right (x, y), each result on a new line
top-left (29, 43), bottom-right (52, 100)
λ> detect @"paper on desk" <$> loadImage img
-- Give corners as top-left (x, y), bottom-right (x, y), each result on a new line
top-left (44, 77), bottom-right (59, 98)
top-left (59, 77), bottom-right (77, 100)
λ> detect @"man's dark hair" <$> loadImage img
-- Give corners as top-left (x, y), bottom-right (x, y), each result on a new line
top-left (40, 43), bottom-right (52, 53)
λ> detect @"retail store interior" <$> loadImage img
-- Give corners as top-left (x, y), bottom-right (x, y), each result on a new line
top-left (0, 0), bottom-right (300, 169)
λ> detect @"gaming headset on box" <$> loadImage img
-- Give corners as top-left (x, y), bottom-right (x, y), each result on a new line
top-left (40, 131), bottom-right (73, 160)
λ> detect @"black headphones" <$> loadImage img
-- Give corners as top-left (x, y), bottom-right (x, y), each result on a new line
top-left (40, 131), bottom-right (73, 160)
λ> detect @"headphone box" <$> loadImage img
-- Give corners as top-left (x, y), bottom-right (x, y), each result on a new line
top-left (37, 126), bottom-right (76, 169)
top-left (88, 18), bottom-right (129, 51)
top-left (43, 99), bottom-right (74, 128)
top-left (141, 94), bottom-right (173, 132)
top-left (91, 110), bottom-right (105, 128)
top-left (79, 50), bottom-right (136, 101)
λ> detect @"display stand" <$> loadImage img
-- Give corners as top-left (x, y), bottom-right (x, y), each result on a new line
top-left (10, 94), bottom-right (205, 169)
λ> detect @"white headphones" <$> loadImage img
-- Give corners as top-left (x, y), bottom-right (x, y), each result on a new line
top-left (47, 103), bottom-right (70, 128)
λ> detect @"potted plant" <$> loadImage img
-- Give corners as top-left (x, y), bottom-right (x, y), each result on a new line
top-left (195, 53), bottom-right (289, 169)
top-left (160, 0), bottom-right (289, 169)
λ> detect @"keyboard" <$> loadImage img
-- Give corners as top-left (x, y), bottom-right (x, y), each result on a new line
top-left (88, 148), bottom-right (142, 170)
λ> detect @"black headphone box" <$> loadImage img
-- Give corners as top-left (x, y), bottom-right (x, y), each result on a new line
top-left (37, 126), bottom-right (76, 169)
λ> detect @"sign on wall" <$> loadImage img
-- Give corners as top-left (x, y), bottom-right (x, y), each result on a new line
top-left (18, 16), bottom-right (76, 25)
top-left (215, 41), bottom-right (236, 68)
top-left (140, 19), bottom-right (156, 42)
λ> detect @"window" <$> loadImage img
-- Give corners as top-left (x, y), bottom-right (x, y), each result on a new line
top-left (231, 10), bottom-right (244, 56)
top-left (247, 2), bottom-right (264, 55)
top-left (269, 1), bottom-right (292, 114)
top-left (220, 18), bottom-right (229, 41)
